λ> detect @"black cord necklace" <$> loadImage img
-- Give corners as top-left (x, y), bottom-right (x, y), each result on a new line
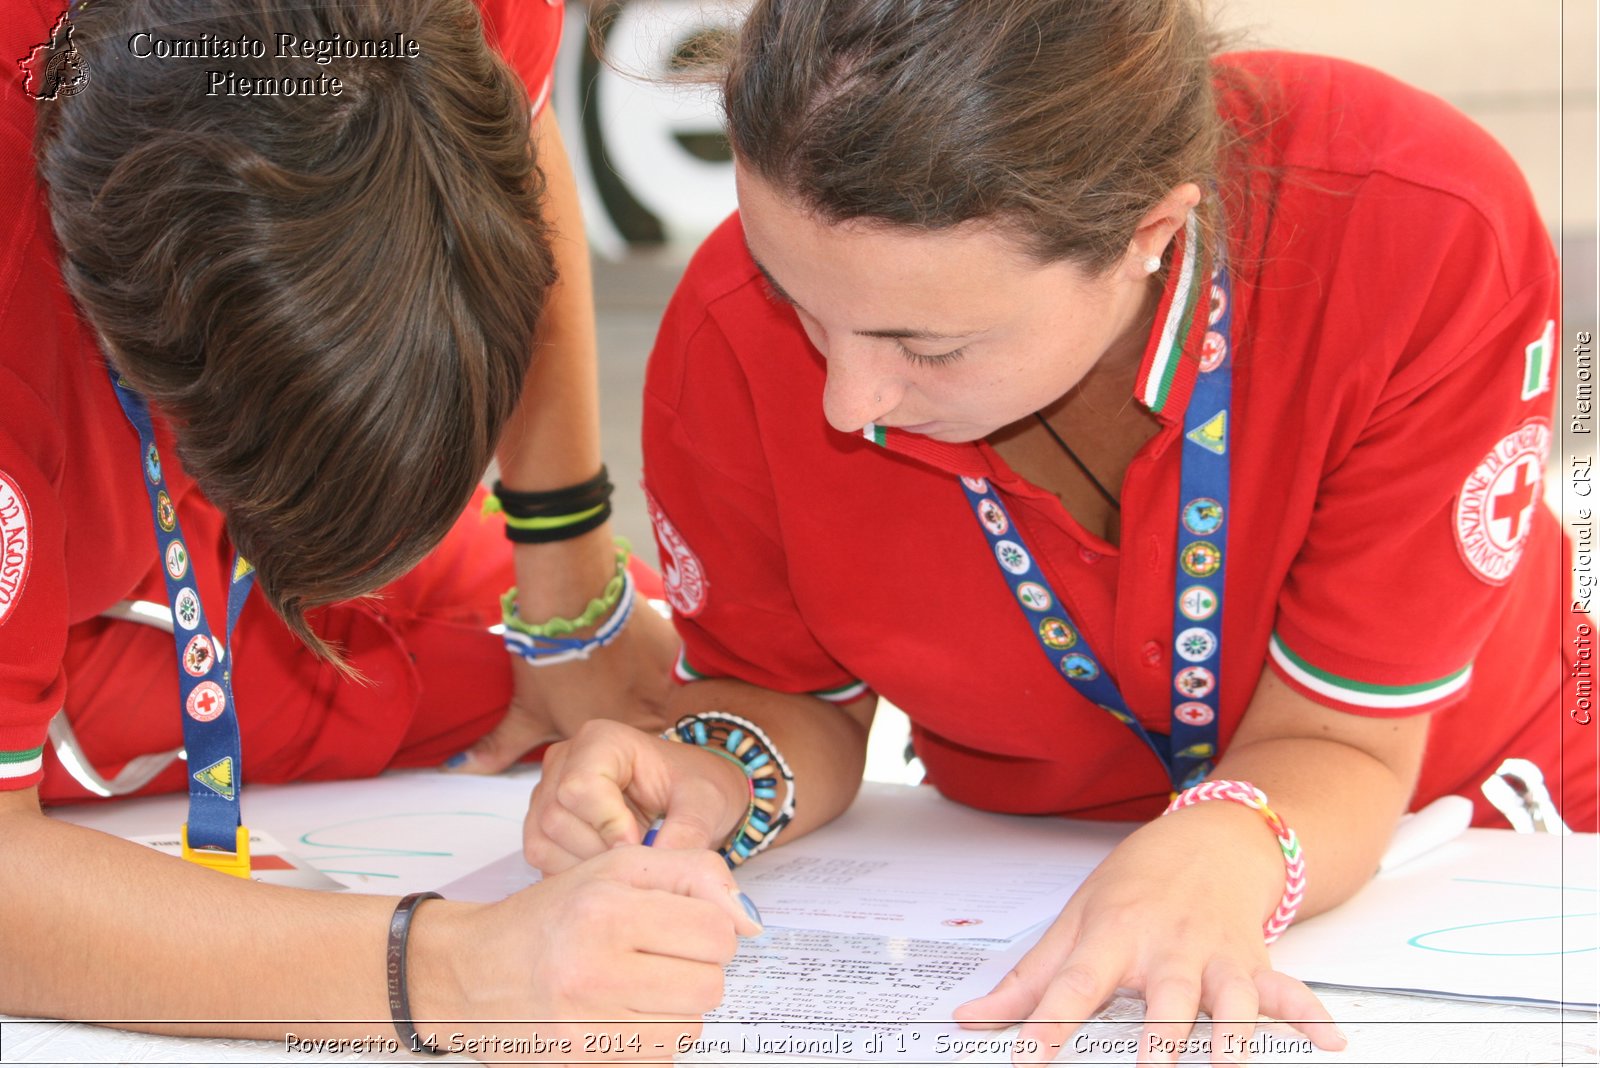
top-left (1034, 412), bottom-right (1121, 511)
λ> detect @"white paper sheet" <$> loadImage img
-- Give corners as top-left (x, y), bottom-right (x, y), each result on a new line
top-left (686, 926), bottom-right (1034, 1064)
top-left (730, 783), bottom-right (1127, 941)
top-left (1272, 829), bottom-right (1599, 1009)
top-left (51, 768), bottom-right (538, 895)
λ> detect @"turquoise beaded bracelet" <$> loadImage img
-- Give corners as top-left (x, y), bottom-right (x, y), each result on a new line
top-left (664, 712), bottom-right (796, 868)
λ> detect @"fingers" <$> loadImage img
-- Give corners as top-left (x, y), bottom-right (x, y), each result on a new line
top-left (953, 915), bottom-right (1084, 1029)
top-left (443, 690), bottom-right (558, 775)
top-left (1255, 970), bottom-right (1346, 1051)
top-left (1012, 954), bottom-right (1117, 1066)
top-left (524, 722), bottom-right (665, 864)
top-left (599, 846), bottom-right (765, 938)
top-left (524, 797), bottom-right (612, 874)
top-left (1140, 966), bottom-right (1202, 1066)
top-left (1199, 960), bottom-right (1259, 1065)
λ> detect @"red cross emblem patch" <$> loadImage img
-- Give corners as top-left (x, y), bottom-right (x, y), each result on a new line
top-left (1454, 419), bottom-right (1550, 585)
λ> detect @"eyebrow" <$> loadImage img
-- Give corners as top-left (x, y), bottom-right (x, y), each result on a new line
top-left (749, 252), bottom-right (976, 342)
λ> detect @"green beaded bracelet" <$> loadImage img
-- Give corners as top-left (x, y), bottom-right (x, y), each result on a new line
top-left (501, 539), bottom-right (630, 638)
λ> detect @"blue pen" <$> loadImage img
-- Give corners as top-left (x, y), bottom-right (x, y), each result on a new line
top-left (642, 817), bottom-right (664, 847)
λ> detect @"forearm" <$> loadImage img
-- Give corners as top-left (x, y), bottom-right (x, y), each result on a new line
top-left (1208, 733), bottom-right (1414, 917)
top-left (0, 799), bottom-right (442, 1038)
top-left (1192, 671), bottom-right (1428, 921)
top-left (496, 107), bottom-right (614, 622)
top-left (667, 679), bottom-right (876, 841)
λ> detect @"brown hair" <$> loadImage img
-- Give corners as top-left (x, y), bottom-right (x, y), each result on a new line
top-left (36, 0), bottom-right (553, 663)
top-left (723, 0), bottom-right (1230, 271)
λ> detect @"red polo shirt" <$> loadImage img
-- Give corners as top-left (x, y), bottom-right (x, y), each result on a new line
top-left (0, 0), bottom-right (562, 796)
top-left (642, 52), bottom-right (1592, 830)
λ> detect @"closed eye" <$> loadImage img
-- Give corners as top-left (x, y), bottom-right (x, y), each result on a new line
top-left (897, 343), bottom-right (967, 367)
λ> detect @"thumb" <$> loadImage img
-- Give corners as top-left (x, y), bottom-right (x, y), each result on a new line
top-left (608, 847), bottom-right (765, 938)
top-left (443, 702), bottom-right (557, 775)
top-left (644, 746), bottom-right (757, 852)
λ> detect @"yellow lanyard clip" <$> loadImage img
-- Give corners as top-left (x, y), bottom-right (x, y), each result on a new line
top-left (180, 824), bottom-right (253, 879)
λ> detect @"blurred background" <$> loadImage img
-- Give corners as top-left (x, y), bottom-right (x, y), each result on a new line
top-left (551, 1), bottom-right (1596, 781)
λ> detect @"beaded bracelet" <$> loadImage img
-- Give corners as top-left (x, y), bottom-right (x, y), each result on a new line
top-left (1162, 779), bottom-right (1306, 944)
top-left (498, 568), bottom-right (635, 668)
top-left (663, 712), bottom-right (796, 868)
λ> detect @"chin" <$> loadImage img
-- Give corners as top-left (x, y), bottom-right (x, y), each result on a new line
top-left (915, 424), bottom-right (985, 444)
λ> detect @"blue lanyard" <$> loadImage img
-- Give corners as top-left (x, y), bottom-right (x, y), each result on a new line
top-left (963, 262), bottom-right (1234, 791)
top-left (106, 369), bottom-right (256, 864)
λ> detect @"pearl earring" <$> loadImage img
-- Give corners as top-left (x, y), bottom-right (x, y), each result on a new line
top-left (1143, 256), bottom-right (1162, 274)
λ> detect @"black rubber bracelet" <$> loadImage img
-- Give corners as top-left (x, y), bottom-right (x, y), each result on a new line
top-left (492, 466), bottom-right (613, 519)
top-left (502, 501), bottom-right (613, 544)
top-left (387, 891), bottom-right (445, 1057)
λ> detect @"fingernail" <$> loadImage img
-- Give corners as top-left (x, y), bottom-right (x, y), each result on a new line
top-left (735, 890), bottom-right (763, 927)
top-left (1333, 1024), bottom-right (1349, 1045)
top-left (441, 752), bottom-right (469, 770)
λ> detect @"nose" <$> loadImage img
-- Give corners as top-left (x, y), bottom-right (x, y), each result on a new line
top-left (820, 341), bottom-right (904, 434)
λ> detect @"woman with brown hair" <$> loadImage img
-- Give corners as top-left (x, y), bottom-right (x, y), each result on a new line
top-left (527, 0), bottom-right (1588, 1060)
top-left (0, 0), bottom-right (757, 1055)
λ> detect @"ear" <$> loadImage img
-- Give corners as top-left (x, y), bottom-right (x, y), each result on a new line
top-left (1122, 182), bottom-right (1203, 280)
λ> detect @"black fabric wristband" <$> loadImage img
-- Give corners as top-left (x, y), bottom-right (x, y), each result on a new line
top-left (492, 466), bottom-right (613, 519)
top-left (387, 891), bottom-right (445, 1057)
top-left (502, 500), bottom-right (613, 544)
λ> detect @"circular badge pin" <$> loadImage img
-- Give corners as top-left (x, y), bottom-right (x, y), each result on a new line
top-left (174, 587), bottom-right (201, 631)
top-left (1178, 585), bottom-right (1218, 621)
top-left (1060, 653), bottom-right (1099, 681)
top-left (144, 443), bottom-right (162, 485)
top-left (156, 491), bottom-right (176, 533)
top-left (1199, 330), bottom-right (1228, 374)
top-left (1174, 665), bottom-right (1216, 698)
top-left (182, 634), bottom-right (216, 678)
top-left (1175, 701), bottom-right (1216, 727)
top-left (1175, 626), bottom-right (1218, 663)
top-left (1039, 618), bottom-right (1077, 650)
top-left (1016, 581), bottom-right (1053, 612)
top-left (1181, 498), bottom-right (1224, 537)
top-left (164, 540), bottom-right (190, 581)
top-left (977, 498), bottom-right (1009, 536)
top-left (186, 680), bottom-right (226, 723)
top-left (1208, 283), bottom-right (1227, 326)
top-left (995, 539), bottom-right (1030, 576)
top-left (961, 475), bottom-right (990, 494)
top-left (1180, 541), bottom-right (1221, 578)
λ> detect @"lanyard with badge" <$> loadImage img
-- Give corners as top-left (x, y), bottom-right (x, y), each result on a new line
top-left (107, 369), bottom-right (257, 876)
top-left (959, 248), bottom-right (1233, 791)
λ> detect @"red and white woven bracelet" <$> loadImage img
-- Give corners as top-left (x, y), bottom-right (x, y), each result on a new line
top-left (1163, 779), bottom-right (1306, 944)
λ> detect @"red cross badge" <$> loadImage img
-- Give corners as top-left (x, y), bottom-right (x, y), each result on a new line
top-left (1454, 419), bottom-right (1550, 585)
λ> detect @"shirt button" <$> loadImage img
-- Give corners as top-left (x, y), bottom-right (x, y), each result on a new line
top-left (1078, 547), bottom-right (1101, 564)
top-left (1142, 641), bottom-right (1163, 666)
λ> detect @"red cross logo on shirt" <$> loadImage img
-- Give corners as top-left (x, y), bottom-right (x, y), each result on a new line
top-left (1490, 460), bottom-right (1538, 543)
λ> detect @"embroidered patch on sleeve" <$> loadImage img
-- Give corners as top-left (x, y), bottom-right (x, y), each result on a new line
top-left (1454, 419), bottom-right (1550, 584)
top-left (1522, 319), bottom-right (1555, 401)
top-left (644, 487), bottom-right (708, 617)
top-left (0, 472), bottom-right (34, 626)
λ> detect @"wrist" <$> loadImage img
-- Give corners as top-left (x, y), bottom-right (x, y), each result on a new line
top-left (402, 899), bottom-right (478, 1038)
top-left (509, 525), bottom-right (621, 622)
